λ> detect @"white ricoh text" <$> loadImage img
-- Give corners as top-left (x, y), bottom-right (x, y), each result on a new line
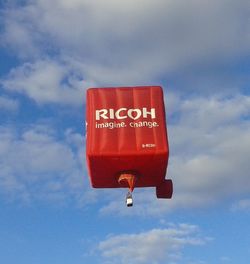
top-left (95, 108), bottom-right (156, 120)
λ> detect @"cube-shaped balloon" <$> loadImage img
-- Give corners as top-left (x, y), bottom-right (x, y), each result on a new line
top-left (86, 86), bottom-right (172, 199)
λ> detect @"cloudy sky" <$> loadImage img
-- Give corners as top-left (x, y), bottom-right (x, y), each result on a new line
top-left (0, 0), bottom-right (250, 263)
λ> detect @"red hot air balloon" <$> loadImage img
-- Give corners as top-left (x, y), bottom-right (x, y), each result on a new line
top-left (86, 86), bottom-right (173, 206)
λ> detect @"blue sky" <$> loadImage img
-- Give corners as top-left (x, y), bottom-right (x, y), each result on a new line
top-left (0, 0), bottom-right (250, 263)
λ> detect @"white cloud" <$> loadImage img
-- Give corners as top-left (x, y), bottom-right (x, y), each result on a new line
top-left (167, 95), bottom-right (250, 209)
top-left (231, 199), bottom-right (250, 212)
top-left (219, 256), bottom-right (232, 263)
top-left (0, 96), bottom-right (19, 111)
top-left (98, 223), bottom-right (210, 264)
top-left (1, 0), bottom-right (250, 87)
top-left (0, 125), bottom-right (86, 204)
top-left (1, 58), bottom-right (94, 105)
